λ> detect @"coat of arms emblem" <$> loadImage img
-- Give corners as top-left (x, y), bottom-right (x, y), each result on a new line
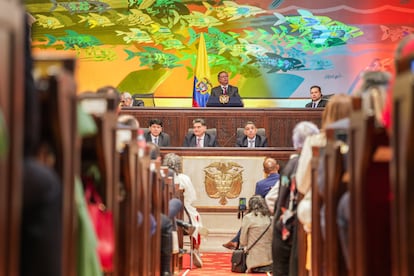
top-left (204, 162), bottom-right (244, 205)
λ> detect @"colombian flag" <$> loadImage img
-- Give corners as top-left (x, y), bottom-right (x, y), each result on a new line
top-left (192, 33), bottom-right (211, 107)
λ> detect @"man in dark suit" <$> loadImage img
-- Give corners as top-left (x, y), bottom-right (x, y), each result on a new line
top-left (144, 118), bottom-right (171, 147)
top-left (210, 71), bottom-right (241, 98)
top-left (236, 121), bottom-right (268, 147)
top-left (305, 85), bottom-right (328, 108)
top-left (183, 118), bottom-right (218, 147)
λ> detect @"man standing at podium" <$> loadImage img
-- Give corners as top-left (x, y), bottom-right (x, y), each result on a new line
top-left (211, 71), bottom-right (241, 98)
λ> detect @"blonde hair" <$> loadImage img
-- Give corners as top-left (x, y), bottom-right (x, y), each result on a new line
top-left (321, 94), bottom-right (352, 129)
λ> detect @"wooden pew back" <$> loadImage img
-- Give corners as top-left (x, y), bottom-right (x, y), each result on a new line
top-left (391, 54), bottom-right (414, 276)
top-left (0, 3), bottom-right (24, 275)
top-left (34, 55), bottom-right (78, 276)
top-left (348, 97), bottom-right (391, 276)
top-left (310, 146), bottom-right (323, 276)
top-left (324, 128), bottom-right (348, 275)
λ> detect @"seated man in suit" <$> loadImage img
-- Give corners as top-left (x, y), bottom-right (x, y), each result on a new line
top-left (144, 118), bottom-right (170, 147)
top-left (210, 71), bottom-right (241, 98)
top-left (305, 85), bottom-right (328, 108)
top-left (183, 118), bottom-right (218, 147)
top-left (236, 121), bottom-right (268, 147)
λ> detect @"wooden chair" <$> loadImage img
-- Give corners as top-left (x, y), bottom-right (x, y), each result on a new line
top-left (78, 93), bottom-right (119, 210)
top-left (78, 93), bottom-right (120, 274)
top-left (324, 128), bottom-right (348, 275)
top-left (132, 93), bottom-right (155, 107)
top-left (296, 192), bottom-right (308, 276)
top-left (310, 146), bottom-right (324, 276)
top-left (348, 97), bottom-right (391, 276)
top-left (117, 141), bottom-right (141, 275)
top-left (391, 54), bottom-right (414, 276)
top-left (150, 159), bottom-right (162, 275)
top-left (0, 3), bottom-right (24, 275)
top-left (137, 155), bottom-right (152, 275)
top-left (34, 54), bottom-right (79, 276)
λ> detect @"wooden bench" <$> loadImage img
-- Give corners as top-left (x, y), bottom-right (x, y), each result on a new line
top-left (323, 127), bottom-right (348, 275)
top-left (348, 97), bottom-right (391, 275)
top-left (34, 55), bottom-right (79, 276)
top-left (0, 3), bottom-right (24, 275)
top-left (391, 54), bottom-right (414, 275)
top-left (310, 146), bottom-right (323, 276)
top-left (78, 93), bottom-right (120, 274)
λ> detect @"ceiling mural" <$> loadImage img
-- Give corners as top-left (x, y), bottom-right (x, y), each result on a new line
top-left (25, 0), bottom-right (414, 101)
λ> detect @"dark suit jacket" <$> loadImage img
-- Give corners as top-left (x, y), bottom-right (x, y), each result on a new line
top-left (144, 132), bottom-right (170, 147)
top-left (235, 135), bottom-right (268, 147)
top-left (305, 99), bottom-right (329, 108)
top-left (183, 133), bottom-right (219, 147)
top-left (211, 85), bottom-right (240, 98)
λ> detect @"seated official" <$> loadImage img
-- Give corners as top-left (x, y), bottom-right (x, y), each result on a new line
top-left (144, 118), bottom-right (170, 147)
top-left (236, 121), bottom-right (268, 147)
top-left (183, 118), bottom-right (218, 147)
top-left (305, 85), bottom-right (328, 108)
top-left (211, 71), bottom-right (241, 98)
top-left (120, 92), bottom-right (133, 107)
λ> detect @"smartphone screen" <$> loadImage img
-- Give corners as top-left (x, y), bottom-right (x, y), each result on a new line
top-left (239, 197), bottom-right (246, 211)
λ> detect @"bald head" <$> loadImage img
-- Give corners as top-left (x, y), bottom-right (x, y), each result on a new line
top-left (263, 158), bottom-right (279, 174)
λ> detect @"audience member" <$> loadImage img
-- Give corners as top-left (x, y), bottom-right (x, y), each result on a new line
top-left (211, 71), bottom-right (241, 98)
top-left (120, 92), bottom-right (133, 107)
top-left (382, 34), bottom-right (414, 132)
top-left (239, 195), bottom-right (273, 273)
top-left (271, 121), bottom-right (320, 276)
top-left (96, 85), bottom-right (121, 113)
top-left (296, 94), bottom-right (352, 272)
top-left (116, 115), bottom-right (139, 152)
top-left (255, 158), bottom-right (280, 197)
top-left (222, 158), bottom-right (279, 250)
top-left (335, 69), bottom-right (393, 271)
top-left (183, 118), bottom-right (218, 147)
top-left (144, 119), bottom-right (171, 147)
top-left (305, 85), bottom-right (328, 108)
top-left (236, 121), bottom-right (268, 147)
top-left (163, 153), bottom-right (206, 268)
top-left (355, 71), bottom-right (391, 127)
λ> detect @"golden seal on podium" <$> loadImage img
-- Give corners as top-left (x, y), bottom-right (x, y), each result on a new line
top-left (219, 94), bottom-right (230, 104)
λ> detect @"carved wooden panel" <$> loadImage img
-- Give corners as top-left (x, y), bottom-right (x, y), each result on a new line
top-left (121, 108), bottom-right (323, 147)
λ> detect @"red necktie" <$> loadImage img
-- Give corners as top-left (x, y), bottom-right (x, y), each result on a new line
top-left (223, 87), bottom-right (227, 95)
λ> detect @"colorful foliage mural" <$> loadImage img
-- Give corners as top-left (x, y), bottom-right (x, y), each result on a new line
top-left (26, 0), bottom-right (414, 103)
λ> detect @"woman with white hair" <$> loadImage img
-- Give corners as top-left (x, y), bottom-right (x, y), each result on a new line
top-left (272, 121), bottom-right (320, 276)
top-left (162, 153), bottom-right (205, 268)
